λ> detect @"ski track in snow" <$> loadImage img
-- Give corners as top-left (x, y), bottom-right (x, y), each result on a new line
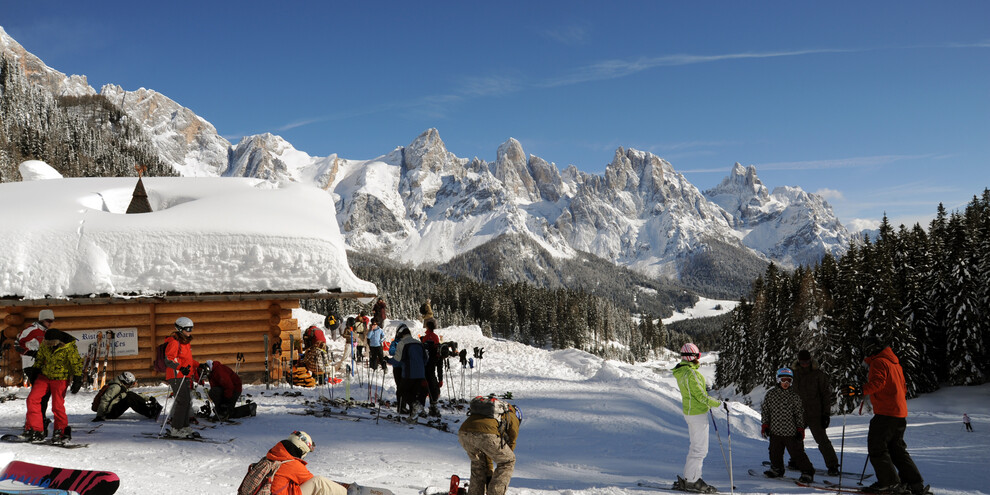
top-left (1, 323), bottom-right (987, 495)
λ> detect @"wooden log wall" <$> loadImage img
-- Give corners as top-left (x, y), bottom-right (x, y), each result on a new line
top-left (0, 300), bottom-right (302, 386)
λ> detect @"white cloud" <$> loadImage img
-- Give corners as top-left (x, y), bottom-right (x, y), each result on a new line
top-left (815, 188), bottom-right (845, 201)
top-left (846, 218), bottom-right (880, 233)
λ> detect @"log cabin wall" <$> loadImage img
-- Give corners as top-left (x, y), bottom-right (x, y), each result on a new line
top-left (0, 299), bottom-right (301, 386)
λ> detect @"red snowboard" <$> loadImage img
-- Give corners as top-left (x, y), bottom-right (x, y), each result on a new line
top-left (0, 460), bottom-right (119, 495)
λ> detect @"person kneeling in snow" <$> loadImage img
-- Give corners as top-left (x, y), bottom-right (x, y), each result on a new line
top-left (198, 360), bottom-right (256, 421)
top-left (93, 371), bottom-right (163, 421)
top-left (261, 431), bottom-right (353, 495)
top-left (761, 367), bottom-right (815, 483)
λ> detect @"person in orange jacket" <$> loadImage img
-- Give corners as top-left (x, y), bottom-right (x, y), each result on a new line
top-left (266, 431), bottom-right (349, 495)
top-left (163, 316), bottom-right (199, 438)
top-left (846, 336), bottom-right (931, 495)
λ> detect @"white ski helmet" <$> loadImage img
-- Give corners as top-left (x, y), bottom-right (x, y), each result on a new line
top-left (174, 317), bottom-right (194, 333)
top-left (680, 343), bottom-right (700, 359)
top-left (288, 430), bottom-right (315, 456)
top-left (118, 371), bottom-right (136, 386)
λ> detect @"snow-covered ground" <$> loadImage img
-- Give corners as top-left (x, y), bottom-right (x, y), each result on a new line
top-left (1, 321), bottom-right (987, 495)
top-left (663, 297), bottom-right (739, 325)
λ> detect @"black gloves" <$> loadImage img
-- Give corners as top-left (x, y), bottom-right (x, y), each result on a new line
top-left (70, 376), bottom-right (82, 394)
top-left (179, 365), bottom-right (191, 376)
top-left (844, 385), bottom-right (862, 397)
top-left (25, 349), bottom-right (37, 358)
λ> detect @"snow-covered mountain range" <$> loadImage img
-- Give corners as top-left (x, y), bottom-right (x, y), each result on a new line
top-left (1, 26), bottom-right (850, 288)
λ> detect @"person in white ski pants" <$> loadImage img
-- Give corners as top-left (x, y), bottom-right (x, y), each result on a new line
top-left (671, 343), bottom-right (724, 493)
top-left (683, 412), bottom-right (711, 481)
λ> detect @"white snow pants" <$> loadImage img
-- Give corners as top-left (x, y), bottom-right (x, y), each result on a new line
top-left (683, 412), bottom-right (710, 482)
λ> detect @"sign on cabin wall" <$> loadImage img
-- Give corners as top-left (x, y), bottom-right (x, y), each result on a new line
top-left (66, 328), bottom-right (139, 357)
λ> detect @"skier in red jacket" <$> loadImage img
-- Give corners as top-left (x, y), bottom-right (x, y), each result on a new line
top-left (198, 360), bottom-right (256, 420)
top-left (847, 336), bottom-right (931, 495)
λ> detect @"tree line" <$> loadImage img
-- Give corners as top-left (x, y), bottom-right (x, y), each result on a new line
top-left (305, 252), bottom-right (678, 362)
top-left (715, 190), bottom-right (990, 407)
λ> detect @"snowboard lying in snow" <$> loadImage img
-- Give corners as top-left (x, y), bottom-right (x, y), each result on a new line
top-left (335, 482), bottom-right (395, 495)
top-left (0, 460), bottom-right (118, 495)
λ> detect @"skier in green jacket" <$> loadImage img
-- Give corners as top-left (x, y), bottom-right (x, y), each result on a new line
top-left (671, 343), bottom-right (724, 493)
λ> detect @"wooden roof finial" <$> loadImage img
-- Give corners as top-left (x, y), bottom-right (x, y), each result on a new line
top-left (135, 164), bottom-right (148, 178)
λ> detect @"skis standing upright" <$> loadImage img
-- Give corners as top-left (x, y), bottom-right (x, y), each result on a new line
top-left (89, 332), bottom-right (104, 391)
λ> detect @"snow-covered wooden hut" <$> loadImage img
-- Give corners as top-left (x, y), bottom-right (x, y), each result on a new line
top-left (0, 161), bottom-right (376, 384)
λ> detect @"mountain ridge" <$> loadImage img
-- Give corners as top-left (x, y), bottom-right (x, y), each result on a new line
top-left (0, 26), bottom-right (850, 298)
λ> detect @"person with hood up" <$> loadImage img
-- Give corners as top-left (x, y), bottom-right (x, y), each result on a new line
top-left (372, 297), bottom-right (387, 328)
top-left (163, 316), bottom-right (199, 438)
top-left (671, 343), bottom-right (724, 493)
top-left (261, 430), bottom-right (351, 495)
top-left (93, 371), bottom-right (163, 421)
top-left (791, 349), bottom-right (840, 475)
top-left (23, 328), bottom-right (82, 444)
top-left (761, 367), bottom-right (816, 483)
top-left (845, 336), bottom-right (931, 495)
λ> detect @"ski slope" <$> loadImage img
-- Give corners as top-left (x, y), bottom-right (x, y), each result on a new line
top-left (1, 320), bottom-right (987, 495)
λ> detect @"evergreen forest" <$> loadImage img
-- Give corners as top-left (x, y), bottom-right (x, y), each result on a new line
top-left (715, 191), bottom-right (990, 408)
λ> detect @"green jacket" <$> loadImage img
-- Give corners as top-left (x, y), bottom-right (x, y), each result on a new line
top-left (96, 379), bottom-right (129, 417)
top-left (672, 360), bottom-right (721, 416)
top-left (33, 341), bottom-right (83, 381)
top-left (459, 404), bottom-right (521, 450)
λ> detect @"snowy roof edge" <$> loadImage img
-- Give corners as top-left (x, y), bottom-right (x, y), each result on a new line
top-left (0, 289), bottom-right (378, 308)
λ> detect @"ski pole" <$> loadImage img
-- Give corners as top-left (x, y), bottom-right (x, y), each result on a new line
top-left (710, 409), bottom-right (731, 489)
top-left (858, 455), bottom-right (870, 486)
top-left (159, 375), bottom-right (188, 437)
top-left (725, 403), bottom-right (733, 495)
top-left (376, 367), bottom-right (386, 424)
top-left (839, 404), bottom-right (847, 488)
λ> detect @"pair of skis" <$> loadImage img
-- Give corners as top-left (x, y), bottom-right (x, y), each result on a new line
top-left (81, 331), bottom-right (115, 391)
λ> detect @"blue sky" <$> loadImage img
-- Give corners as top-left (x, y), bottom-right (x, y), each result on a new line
top-left (4, 1), bottom-right (988, 229)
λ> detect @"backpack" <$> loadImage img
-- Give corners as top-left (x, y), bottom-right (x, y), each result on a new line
top-left (468, 395), bottom-right (511, 419)
top-left (91, 383), bottom-right (110, 412)
top-left (468, 396), bottom-right (514, 446)
top-left (153, 341), bottom-right (169, 373)
top-left (237, 457), bottom-right (289, 495)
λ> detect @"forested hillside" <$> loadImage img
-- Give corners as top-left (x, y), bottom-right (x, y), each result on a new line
top-left (305, 252), bottom-right (679, 362)
top-left (716, 190), bottom-right (990, 405)
top-left (0, 54), bottom-right (174, 182)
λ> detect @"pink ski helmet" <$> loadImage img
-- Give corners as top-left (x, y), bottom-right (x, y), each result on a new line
top-left (680, 343), bottom-right (700, 359)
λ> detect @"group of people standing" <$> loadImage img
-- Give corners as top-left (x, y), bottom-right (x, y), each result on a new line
top-left (672, 341), bottom-right (932, 495)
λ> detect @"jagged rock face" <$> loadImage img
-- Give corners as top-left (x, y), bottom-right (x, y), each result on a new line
top-left (100, 85), bottom-right (230, 177)
top-left (5, 24), bottom-right (851, 283)
top-left (704, 164), bottom-right (851, 268)
top-left (0, 27), bottom-right (94, 97)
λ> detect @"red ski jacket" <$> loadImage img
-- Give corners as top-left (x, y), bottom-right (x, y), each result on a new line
top-left (206, 360), bottom-right (242, 399)
top-left (863, 347), bottom-right (908, 418)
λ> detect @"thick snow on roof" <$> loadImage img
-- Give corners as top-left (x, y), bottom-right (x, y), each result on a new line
top-left (0, 161), bottom-right (376, 299)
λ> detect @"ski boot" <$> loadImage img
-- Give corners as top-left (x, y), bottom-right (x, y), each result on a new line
top-left (798, 473), bottom-right (814, 484)
top-left (764, 467), bottom-right (784, 478)
top-left (428, 404), bottom-right (441, 417)
top-left (861, 482), bottom-right (907, 494)
top-left (681, 478), bottom-right (717, 493)
top-left (907, 483), bottom-right (932, 495)
top-left (51, 427), bottom-right (69, 446)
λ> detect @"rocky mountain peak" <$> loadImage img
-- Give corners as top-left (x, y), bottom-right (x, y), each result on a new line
top-left (494, 138), bottom-right (540, 202)
top-left (1, 27), bottom-right (95, 97)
